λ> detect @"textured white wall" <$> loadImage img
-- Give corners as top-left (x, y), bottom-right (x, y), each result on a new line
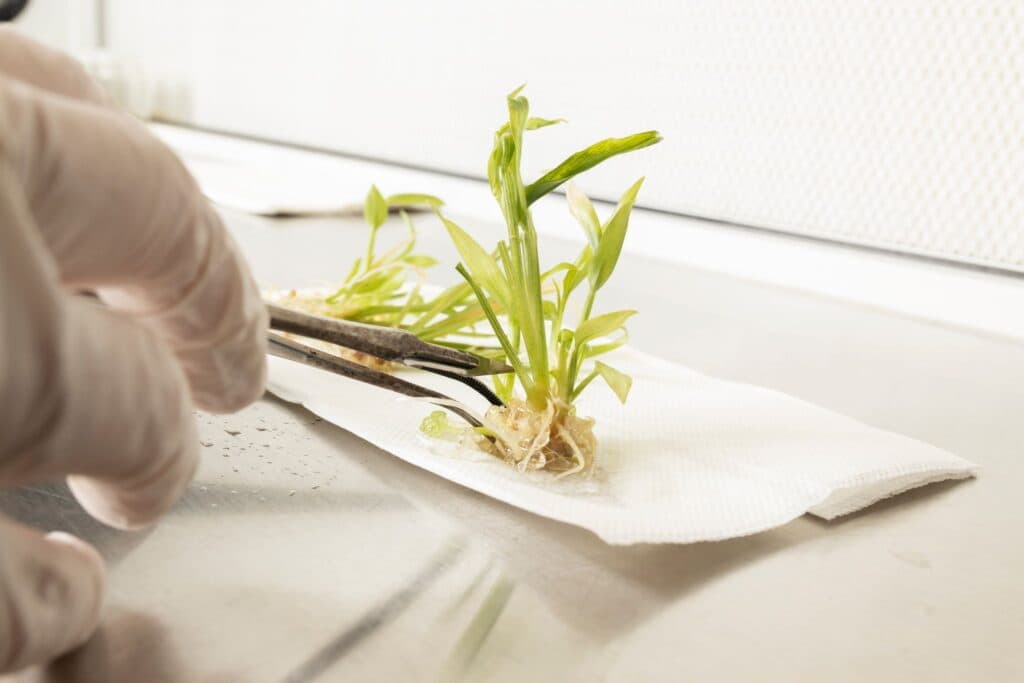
top-left (105, 0), bottom-right (1024, 272)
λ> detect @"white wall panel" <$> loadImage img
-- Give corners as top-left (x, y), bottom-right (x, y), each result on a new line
top-left (9, 0), bottom-right (98, 51)
top-left (106, 1), bottom-right (1024, 272)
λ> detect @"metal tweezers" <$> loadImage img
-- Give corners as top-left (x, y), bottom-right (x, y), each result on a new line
top-left (266, 304), bottom-right (512, 427)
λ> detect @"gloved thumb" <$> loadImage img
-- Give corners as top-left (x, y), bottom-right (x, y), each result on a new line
top-left (0, 522), bottom-right (105, 673)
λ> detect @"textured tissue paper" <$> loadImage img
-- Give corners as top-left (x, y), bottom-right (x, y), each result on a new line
top-left (267, 346), bottom-right (977, 544)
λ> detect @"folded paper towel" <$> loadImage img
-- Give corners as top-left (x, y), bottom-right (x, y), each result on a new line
top-left (267, 347), bottom-right (976, 544)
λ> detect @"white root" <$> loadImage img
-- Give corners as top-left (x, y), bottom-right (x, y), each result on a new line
top-left (477, 398), bottom-right (597, 477)
top-left (552, 424), bottom-right (586, 480)
top-left (519, 400), bottom-right (555, 471)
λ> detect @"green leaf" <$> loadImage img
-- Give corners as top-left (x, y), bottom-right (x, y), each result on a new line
top-left (500, 116), bottom-right (566, 135)
top-left (487, 139), bottom-right (504, 198)
top-left (404, 254), bottom-right (438, 268)
top-left (416, 303), bottom-right (489, 340)
top-left (566, 182), bottom-right (600, 249)
top-left (408, 281), bottom-right (473, 333)
top-left (540, 261), bottom-right (576, 281)
top-left (496, 241), bottom-right (512, 274)
top-left (371, 211), bottom-right (416, 265)
top-left (439, 213), bottom-right (511, 308)
top-left (592, 177), bottom-right (644, 290)
top-left (526, 117), bottom-right (566, 130)
top-left (524, 131), bottom-right (661, 205)
top-left (386, 193), bottom-right (444, 208)
top-left (581, 328), bottom-right (629, 359)
top-left (595, 361), bottom-right (632, 403)
top-left (563, 246), bottom-right (592, 296)
top-left (393, 283), bottom-right (423, 325)
top-left (507, 92), bottom-right (529, 139)
top-left (574, 309), bottom-right (636, 346)
top-left (341, 257), bottom-right (363, 285)
top-left (541, 300), bottom-right (558, 320)
top-left (364, 185), bottom-right (388, 229)
top-left (347, 267), bottom-right (406, 295)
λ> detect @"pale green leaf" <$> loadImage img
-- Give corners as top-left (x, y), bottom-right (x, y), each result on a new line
top-left (595, 361), bottom-right (632, 403)
top-left (507, 92), bottom-right (529, 139)
top-left (408, 281), bottom-right (473, 333)
top-left (592, 177), bottom-right (644, 290)
top-left (564, 246), bottom-right (592, 295)
top-left (582, 328), bottom-right (629, 359)
top-left (348, 266), bottom-right (405, 295)
top-left (487, 140), bottom-right (504, 198)
top-left (364, 185), bottom-right (388, 230)
top-left (566, 182), bottom-right (600, 249)
top-left (341, 257), bottom-right (363, 285)
top-left (371, 211), bottom-right (416, 264)
top-left (386, 193), bottom-right (444, 208)
top-left (526, 117), bottom-right (566, 130)
top-left (574, 309), bottom-right (636, 346)
top-left (541, 300), bottom-right (558, 320)
top-left (540, 261), bottom-right (576, 281)
top-left (439, 213), bottom-right (511, 308)
top-left (404, 254), bottom-right (438, 268)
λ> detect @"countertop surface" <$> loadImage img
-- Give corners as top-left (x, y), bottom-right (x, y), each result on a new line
top-left (3, 197), bottom-right (1023, 682)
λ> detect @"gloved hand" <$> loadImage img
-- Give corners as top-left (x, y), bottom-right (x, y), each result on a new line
top-left (0, 29), bottom-right (267, 673)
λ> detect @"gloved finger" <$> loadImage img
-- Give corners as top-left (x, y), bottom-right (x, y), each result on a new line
top-left (1, 73), bottom-right (267, 413)
top-left (0, 163), bottom-right (198, 530)
top-left (0, 27), bottom-right (109, 105)
top-left (0, 520), bottom-right (105, 674)
top-left (60, 297), bottom-right (201, 529)
top-left (3, 295), bottom-right (200, 529)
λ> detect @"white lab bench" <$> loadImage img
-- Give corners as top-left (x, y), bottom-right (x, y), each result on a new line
top-left (3, 128), bottom-right (1023, 682)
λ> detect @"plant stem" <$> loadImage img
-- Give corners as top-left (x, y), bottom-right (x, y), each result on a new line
top-left (457, 265), bottom-right (533, 395)
top-left (565, 285), bottom-right (598, 392)
top-left (571, 369), bottom-right (598, 401)
top-left (364, 226), bottom-right (379, 274)
top-left (578, 285), bottom-right (597, 326)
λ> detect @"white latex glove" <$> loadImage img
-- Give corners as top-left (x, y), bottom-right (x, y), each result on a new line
top-left (0, 29), bottom-right (267, 673)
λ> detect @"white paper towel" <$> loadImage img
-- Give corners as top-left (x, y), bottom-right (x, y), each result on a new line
top-left (266, 347), bottom-right (976, 544)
